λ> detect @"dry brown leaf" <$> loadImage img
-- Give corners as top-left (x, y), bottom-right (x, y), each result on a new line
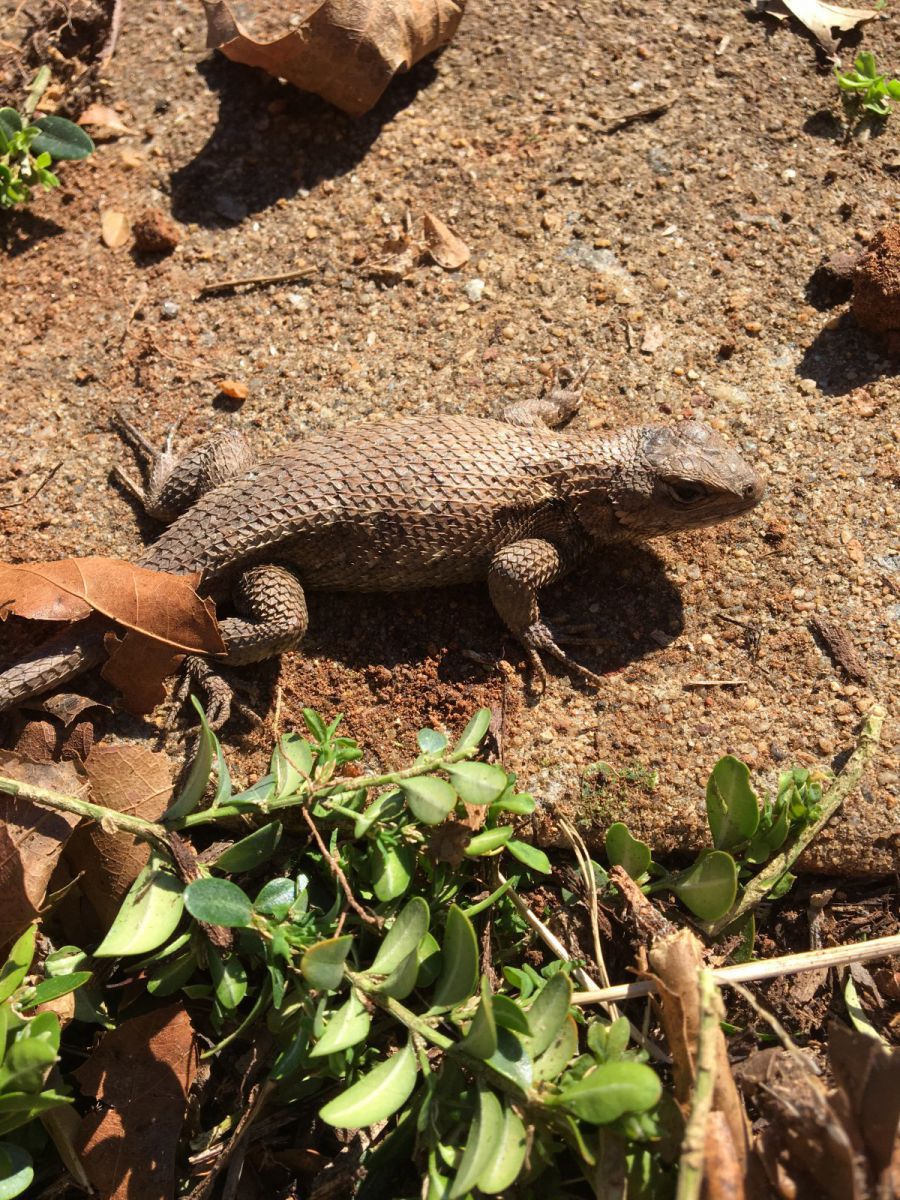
top-left (755, 0), bottom-right (883, 57)
top-left (75, 1004), bottom-right (198, 1200)
top-left (0, 557), bottom-right (225, 655)
top-left (64, 743), bottom-right (174, 924)
top-left (647, 929), bottom-right (751, 1174)
top-left (100, 209), bottom-right (131, 250)
top-left (78, 103), bottom-right (134, 136)
top-left (101, 628), bottom-right (187, 716)
top-left (202, 0), bottom-right (467, 117)
top-left (0, 754), bottom-right (84, 945)
top-left (423, 212), bottom-right (470, 269)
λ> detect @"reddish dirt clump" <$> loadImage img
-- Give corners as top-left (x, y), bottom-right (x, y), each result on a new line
top-left (132, 207), bottom-right (181, 254)
top-left (852, 223), bottom-right (900, 342)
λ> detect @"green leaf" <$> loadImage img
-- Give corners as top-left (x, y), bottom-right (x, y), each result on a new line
top-left (446, 762), bottom-right (508, 806)
top-left (416, 932), bottom-right (442, 988)
top-left (476, 1100), bottom-right (527, 1194)
top-left (449, 1084), bottom-right (504, 1198)
top-left (147, 951), bottom-right (197, 997)
top-left (371, 897), bottom-right (430, 975)
top-left (183, 878), bottom-right (252, 928)
top-left (94, 859), bottom-right (184, 956)
top-left (484, 1027), bottom-right (532, 1095)
top-left (491, 994), bottom-right (530, 1037)
top-left (461, 977), bottom-right (498, 1060)
top-left (0, 926), bottom-right (36, 1003)
top-left (705, 756), bottom-right (759, 850)
top-left (400, 776), bottom-right (457, 825)
top-left (490, 791), bottom-right (535, 815)
top-left (370, 839), bottom-right (414, 902)
top-left (213, 822), bottom-right (282, 872)
top-left (301, 936), bottom-right (352, 990)
top-left (0, 1142), bottom-right (33, 1200)
top-left (605, 823), bottom-right (651, 878)
top-left (319, 1040), bottom-right (417, 1129)
top-left (506, 839), bottom-right (552, 874)
top-left (24, 972), bottom-right (92, 1007)
top-left (379, 949), bottom-right (420, 1000)
top-left (524, 972), bottom-right (572, 1058)
top-left (0, 110), bottom-right (23, 141)
top-left (30, 115), bottom-right (94, 161)
top-left (208, 951), bottom-right (247, 1010)
top-left (354, 789), bottom-right (403, 839)
top-left (431, 905), bottom-right (478, 1010)
top-left (271, 732), bottom-right (314, 798)
top-left (464, 826), bottom-right (512, 857)
top-left (455, 708), bottom-right (492, 751)
top-left (311, 993), bottom-right (371, 1057)
top-left (533, 1013), bottom-right (579, 1082)
top-left (254, 876), bottom-right (306, 918)
top-left (843, 974), bottom-right (888, 1044)
top-left (165, 699), bottom-right (216, 817)
top-left (549, 1061), bottom-right (661, 1124)
top-left (417, 728), bottom-right (448, 754)
top-left (672, 851), bottom-right (738, 922)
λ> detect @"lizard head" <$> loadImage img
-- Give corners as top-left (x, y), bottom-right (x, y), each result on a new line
top-left (573, 421), bottom-right (764, 540)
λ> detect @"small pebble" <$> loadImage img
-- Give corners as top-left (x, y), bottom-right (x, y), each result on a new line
top-left (464, 278), bottom-right (485, 303)
top-left (160, 300), bottom-right (179, 319)
top-left (798, 378), bottom-right (817, 394)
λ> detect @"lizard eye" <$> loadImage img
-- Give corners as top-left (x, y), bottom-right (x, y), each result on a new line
top-left (665, 480), bottom-right (709, 505)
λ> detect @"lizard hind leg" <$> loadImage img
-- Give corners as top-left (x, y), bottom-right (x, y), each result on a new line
top-left (177, 564), bottom-right (309, 728)
top-left (501, 361), bottom-right (591, 429)
top-left (111, 413), bottom-right (255, 524)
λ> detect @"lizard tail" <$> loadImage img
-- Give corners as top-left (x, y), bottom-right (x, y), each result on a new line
top-left (0, 627), bottom-right (106, 713)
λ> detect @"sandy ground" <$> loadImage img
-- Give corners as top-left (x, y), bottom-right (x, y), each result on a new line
top-left (0, 0), bottom-right (897, 875)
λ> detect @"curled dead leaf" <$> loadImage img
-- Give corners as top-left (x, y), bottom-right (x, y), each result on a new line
top-left (75, 1005), bottom-right (198, 1200)
top-left (101, 209), bottom-right (131, 250)
top-left (754, 0), bottom-right (883, 58)
top-left (64, 743), bottom-right (173, 924)
top-left (423, 211), bottom-right (470, 270)
top-left (202, 0), bottom-right (467, 117)
top-left (78, 103), bottom-right (134, 137)
top-left (0, 753), bottom-right (85, 944)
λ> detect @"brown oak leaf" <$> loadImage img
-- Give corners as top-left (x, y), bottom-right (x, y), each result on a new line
top-left (202, 0), bottom-right (467, 117)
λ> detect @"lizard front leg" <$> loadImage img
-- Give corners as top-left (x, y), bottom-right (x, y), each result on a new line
top-left (181, 564), bottom-right (309, 727)
top-left (112, 415), bottom-right (255, 523)
top-left (487, 537), bottom-right (603, 690)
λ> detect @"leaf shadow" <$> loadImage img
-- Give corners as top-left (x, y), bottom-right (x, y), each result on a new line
top-left (170, 51), bottom-right (441, 227)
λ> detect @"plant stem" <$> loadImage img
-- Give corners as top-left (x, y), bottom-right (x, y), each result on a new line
top-left (675, 968), bottom-right (719, 1200)
top-left (702, 703), bottom-right (886, 939)
top-left (174, 744), bottom-right (479, 830)
top-left (23, 67), bottom-right (51, 117)
top-left (0, 774), bottom-right (171, 851)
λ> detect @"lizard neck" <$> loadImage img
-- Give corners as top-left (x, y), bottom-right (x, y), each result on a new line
top-left (547, 427), bottom-right (648, 543)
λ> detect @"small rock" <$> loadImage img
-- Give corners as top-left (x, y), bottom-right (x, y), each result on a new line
top-left (464, 278), bottom-right (485, 303)
top-left (798, 378), bottom-right (817, 394)
top-left (160, 300), bottom-right (179, 319)
top-left (852, 222), bottom-right (900, 336)
top-left (132, 207), bottom-right (180, 255)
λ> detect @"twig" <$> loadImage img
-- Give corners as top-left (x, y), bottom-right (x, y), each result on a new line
top-left (301, 808), bottom-right (381, 928)
top-left (197, 266), bottom-right (317, 297)
top-left (675, 968), bottom-right (719, 1200)
top-left (570, 932), bottom-right (900, 1005)
top-left (98, 0), bottom-right (125, 68)
top-left (559, 816), bottom-right (619, 1018)
top-left (0, 461), bottom-right (63, 510)
top-left (498, 869), bottom-right (670, 1064)
top-left (602, 94), bottom-right (678, 135)
top-left (683, 678), bottom-right (746, 688)
top-left (702, 703), bottom-right (886, 937)
top-left (727, 980), bottom-right (821, 1075)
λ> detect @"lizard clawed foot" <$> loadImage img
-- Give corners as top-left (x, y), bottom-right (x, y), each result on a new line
top-left (171, 656), bottom-right (262, 731)
top-left (541, 360), bottom-right (592, 426)
top-left (521, 622), bottom-right (605, 691)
